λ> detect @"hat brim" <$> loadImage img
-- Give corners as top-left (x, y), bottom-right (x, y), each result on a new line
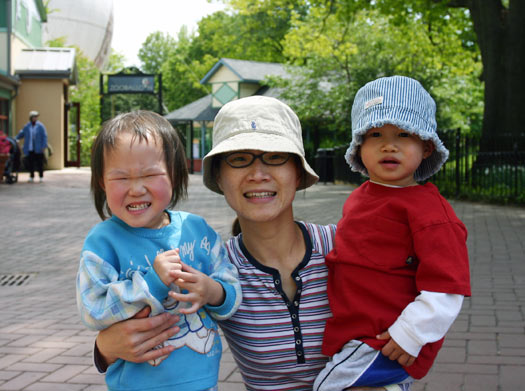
top-left (202, 131), bottom-right (318, 194)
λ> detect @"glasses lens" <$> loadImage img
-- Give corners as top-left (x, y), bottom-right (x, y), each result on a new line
top-left (224, 152), bottom-right (291, 168)
top-left (261, 152), bottom-right (290, 165)
top-left (224, 152), bottom-right (254, 168)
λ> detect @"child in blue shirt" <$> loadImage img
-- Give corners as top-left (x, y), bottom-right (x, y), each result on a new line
top-left (76, 110), bottom-right (241, 391)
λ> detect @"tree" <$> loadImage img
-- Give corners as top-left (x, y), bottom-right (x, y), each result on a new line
top-left (260, 3), bottom-right (482, 152)
top-left (138, 32), bottom-right (177, 74)
top-left (326, 0), bottom-right (524, 151)
top-left (191, 7), bottom-right (296, 63)
top-left (447, 0), bottom-right (525, 152)
top-left (138, 28), bottom-right (212, 112)
top-left (228, 0), bottom-right (525, 154)
top-left (69, 50), bottom-right (101, 165)
top-left (136, 8), bottom-right (297, 112)
top-left (47, 37), bottom-right (103, 165)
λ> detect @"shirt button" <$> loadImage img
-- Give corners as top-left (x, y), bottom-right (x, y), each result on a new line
top-left (294, 327), bottom-right (299, 332)
top-left (294, 301), bottom-right (299, 306)
top-left (275, 279), bottom-right (280, 285)
top-left (297, 351), bottom-right (303, 356)
top-left (295, 276), bottom-right (300, 281)
top-left (296, 339), bottom-right (302, 345)
top-left (291, 314), bottom-right (297, 319)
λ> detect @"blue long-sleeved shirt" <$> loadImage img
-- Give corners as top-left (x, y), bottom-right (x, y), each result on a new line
top-left (77, 210), bottom-right (241, 391)
top-left (16, 121), bottom-right (47, 154)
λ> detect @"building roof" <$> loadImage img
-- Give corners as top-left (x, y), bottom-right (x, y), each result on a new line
top-left (165, 86), bottom-right (284, 124)
top-left (166, 58), bottom-right (290, 124)
top-left (14, 48), bottom-right (78, 84)
top-left (200, 58), bottom-right (288, 84)
top-left (0, 74), bottom-right (21, 90)
top-left (165, 94), bottom-right (219, 124)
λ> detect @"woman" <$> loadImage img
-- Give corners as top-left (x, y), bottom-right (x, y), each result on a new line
top-left (95, 96), bottom-right (336, 389)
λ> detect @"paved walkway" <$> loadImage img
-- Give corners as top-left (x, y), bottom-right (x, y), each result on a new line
top-left (0, 168), bottom-right (524, 391)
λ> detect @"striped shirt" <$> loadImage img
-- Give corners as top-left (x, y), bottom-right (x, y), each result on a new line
top-left (219, 222), bottom-right (336, 390)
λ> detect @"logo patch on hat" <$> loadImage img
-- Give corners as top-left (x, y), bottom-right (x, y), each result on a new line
top-left (251, 121), bottom-right (257, 130)
top-left (364, 96), bottom-right (383, 110)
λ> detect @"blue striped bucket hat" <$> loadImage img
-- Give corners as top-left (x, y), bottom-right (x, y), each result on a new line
top-left (345, 76), bottom-right (449, 181)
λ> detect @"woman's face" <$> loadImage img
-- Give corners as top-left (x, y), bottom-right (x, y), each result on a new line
top-left (217, 150), bottom-right (301, 227)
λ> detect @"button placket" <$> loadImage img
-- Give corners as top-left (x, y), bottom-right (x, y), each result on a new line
top-left (290, 271), bottom-right (305, 363)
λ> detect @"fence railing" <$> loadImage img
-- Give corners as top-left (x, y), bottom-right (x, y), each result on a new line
top-left (316, 130), bottom-right (525, 205)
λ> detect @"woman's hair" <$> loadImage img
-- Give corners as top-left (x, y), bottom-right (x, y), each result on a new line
top-left (91, 110), bottom-right (188, 220)
top-left (231, 217), bottom-right (242, 236)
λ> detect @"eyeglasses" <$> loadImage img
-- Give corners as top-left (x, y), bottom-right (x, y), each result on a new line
top-left (222, 151), bottom-right (291, 168)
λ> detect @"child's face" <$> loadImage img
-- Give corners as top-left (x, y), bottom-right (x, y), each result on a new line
top-left (360, 124), bottom-right (434, 187)
top-left (103, 132), bottom-right (173, 229)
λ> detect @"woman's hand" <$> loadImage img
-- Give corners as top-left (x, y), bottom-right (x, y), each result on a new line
top-left (96, 306), bottom-right (180, 369)
top-left (168, 262), bottom-right (225, 314)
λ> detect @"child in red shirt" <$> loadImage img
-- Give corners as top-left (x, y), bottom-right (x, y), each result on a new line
top-left (314, 76), bottom-right (471, 391)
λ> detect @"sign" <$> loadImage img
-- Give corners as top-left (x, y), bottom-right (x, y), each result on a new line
top-left (107, 75), bottom-right (155, 93)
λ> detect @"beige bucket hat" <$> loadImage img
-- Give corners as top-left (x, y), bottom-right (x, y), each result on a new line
top-left (202, 96), bottom-right (319, 194)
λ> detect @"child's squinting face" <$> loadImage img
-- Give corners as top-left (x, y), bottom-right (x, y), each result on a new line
top-left (103, 132), bottom-right (172, 229)
top-left (359, 124), bottom-right (434, 187)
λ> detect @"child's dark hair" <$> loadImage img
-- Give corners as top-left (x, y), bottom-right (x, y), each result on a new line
top-left (91, 110), bottom-right (188, 220)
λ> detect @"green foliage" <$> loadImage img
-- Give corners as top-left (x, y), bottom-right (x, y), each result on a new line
top-left (70, 51), bottom-right (101, 166)
top-left (46, 38), bottom-right (103, 166)
top-left (138, 31), bottom-right (177, 74)
top-left (136, 6), bottom-right (298, 112)
top-left (201, 2), bottom-right (303, 62)
top-left (265, 2), bottom-right (483, 147)
top-left (132, 0), bottom-right (483, 152)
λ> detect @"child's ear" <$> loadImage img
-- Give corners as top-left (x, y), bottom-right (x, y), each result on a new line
top-left (423, 141), bottom-right (435, 158)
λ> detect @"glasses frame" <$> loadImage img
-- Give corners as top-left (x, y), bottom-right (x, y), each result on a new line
top-left (222, 151), bottom-right (291, 168)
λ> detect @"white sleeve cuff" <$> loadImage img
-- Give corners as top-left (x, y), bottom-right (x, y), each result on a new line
top-left (388, 291), bottom-right (464, 357)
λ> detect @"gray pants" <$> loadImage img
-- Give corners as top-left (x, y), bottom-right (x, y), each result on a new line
top-left (314, 340), bottom-right (413, 390)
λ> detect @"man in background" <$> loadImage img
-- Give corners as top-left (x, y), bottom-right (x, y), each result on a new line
top-left (16, 110), bottom-right (48, 183)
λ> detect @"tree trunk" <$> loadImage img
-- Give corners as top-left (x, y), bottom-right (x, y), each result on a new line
top-left (504, 0), bottom-right (525, 152)
top-left (468, 0), bottom-right (525, 153)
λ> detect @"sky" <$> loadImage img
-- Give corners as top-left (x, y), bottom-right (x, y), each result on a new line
top-left (111, 0), bottom-right (227, 67)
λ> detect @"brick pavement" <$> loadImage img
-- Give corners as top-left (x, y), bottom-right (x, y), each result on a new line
top-left (0, 168), bottom-right (524, 391)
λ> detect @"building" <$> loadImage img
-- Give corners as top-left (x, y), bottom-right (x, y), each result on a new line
top-left (165, 58), bottom-right (289, 172)
top-left (1, 0), bottom-right (113, 173)
top-left (1, 0), bottom-right (48, 148)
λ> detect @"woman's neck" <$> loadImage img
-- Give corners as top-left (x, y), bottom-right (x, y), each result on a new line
top-left (240, 214), bottom-right (305, 270)
top-left (241, 215), bottom-right (305, 300)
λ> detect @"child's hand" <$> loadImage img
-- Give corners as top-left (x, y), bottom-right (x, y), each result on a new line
top-left (376, 331), bottom-right (416, 367)
top-left (168, 262), bottom-right (225, 314)
top-left (153, 249), bottom-right (182, 286)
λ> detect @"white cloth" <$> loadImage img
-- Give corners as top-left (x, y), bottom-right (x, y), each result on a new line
top-left (388, 291), bottom-right (464, 357)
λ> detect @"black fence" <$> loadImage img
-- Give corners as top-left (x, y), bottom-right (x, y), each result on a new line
top-left (316, 130), bottom-right (525, 205)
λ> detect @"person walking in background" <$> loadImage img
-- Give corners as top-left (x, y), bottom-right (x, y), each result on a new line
top-left (16, 110), bottom-right (48, 183)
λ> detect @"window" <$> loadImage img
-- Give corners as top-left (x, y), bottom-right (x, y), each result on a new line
top-left (215, 83), bottom-right (237, 105)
